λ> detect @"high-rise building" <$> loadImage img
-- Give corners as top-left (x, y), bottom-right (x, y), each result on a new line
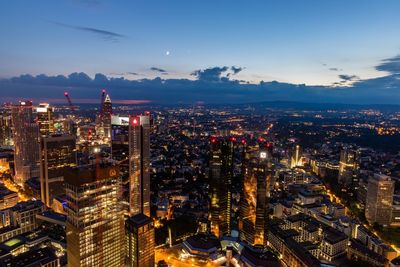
top-left (209, 137), bottom-right (234, 238)
top-left (239, 145), bottom-right (273, 246)
top-left (65, 163), bottom-right (124, 267)
top-left (36, 103), bottom-right (54, 136)
top-left (338, 147), bottom-right (359, 185)
top-left (128, 115), bottom-right (151, 217)
top-left (97, 94), bottom-right (113, 140)
top-left (290, 144), bottom-right (302, 168)
top-left (125, 213), bottom-right (155, 267)
top-left (40, 134), bottom-right (77, 207)
top-left (0, 106), bottom-right (13, 146)
top-left (102, 94), bottom-right (112, 139)
top-left (11, 101), bottom-right (40, 186)
top-left (365, 174), bottom-right (395, 226)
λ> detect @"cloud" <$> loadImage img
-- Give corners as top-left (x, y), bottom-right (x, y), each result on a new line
top-left (231, 66), bottom-right (244, 74)
top-left (376, 55), bottom-right (400, 74)
top-left (338, 74), bottom-right (359, 81)
top-left (110, 72), bottom-right (140, 76)
top-left (109, 72), bottom-right (125, 76)
top-left (3, 55), bottom-right (400, 105)
top-left (50, 21), bottom-right (126, 42)
top-left (329, 67), bottom-right (342, 71)
top-left (191, 66), bottom-right (229, 82)
top-left (150, 67), bottom-right (167, 73)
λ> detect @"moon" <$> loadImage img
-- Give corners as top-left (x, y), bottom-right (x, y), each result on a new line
top-left (166, 51), bottom-right (170, 56)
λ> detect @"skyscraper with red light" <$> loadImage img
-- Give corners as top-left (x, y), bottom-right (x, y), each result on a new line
top-left (128, 115), bottom-right (151, 217)
top-left (209, 137), bottom-right (234, 237)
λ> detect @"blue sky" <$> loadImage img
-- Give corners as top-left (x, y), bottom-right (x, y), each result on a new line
top-left (1, 0), bottom-right (400, 104)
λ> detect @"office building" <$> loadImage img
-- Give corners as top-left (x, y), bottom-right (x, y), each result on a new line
top-left (11, 101), bottom-right (40, 186)
top-left (0, 108), bottom-right (13, 146)
top-left (0, 200), bottom-right (45, 243)
top-left (36, 103), bottom-right (54, 136)
top-left (128, 115), bottom-right (151, 217)
top-left (96, 94), bottom-right (112, 140)
top-left (65, 163), bottom-right (124, 267)
top-left (40, 134), bottom-right (77, 207)
top-left (209, 137), bottom-right (234, 238)
top-left (102, 94), bottom-right (112, 139)
top-left (239, 145), bottom-right (272, 246)
top-left (365, 174), bottom-right (395, 226)
top-left (338, 147), bottom-right (359, 185)
top-left (125, 213), bottom-right (155, 267)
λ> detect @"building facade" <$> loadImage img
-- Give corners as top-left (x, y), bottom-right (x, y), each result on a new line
top-left (209, 137), bottom-right (234, 238)
top-left (0, 108), bottom-right (13, 146)
top-left (11, 101), bottom-right (40, 185)
top-left (128, 115), bottom-right (151, 217)
top-left (65, 164), bottom-right (124, 267)
top-left (338, 147), bottom-right (359, 186)
top-left (239, 145), bottom-right (272, 246)
top-left (36, 103), bottom-right (54, 136)
top-left (365, 174), bottom-right (395, 226)
top-left (125, 213), bottom-right (155, 267)
top-left (40, 134), bottom-right (77, 207)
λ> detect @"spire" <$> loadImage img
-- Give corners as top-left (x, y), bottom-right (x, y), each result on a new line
top-left (104, 94), bottom-right (111, 103)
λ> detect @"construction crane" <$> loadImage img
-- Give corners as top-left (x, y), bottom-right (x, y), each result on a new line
top-left (64, 91), bottom-right (76, 113)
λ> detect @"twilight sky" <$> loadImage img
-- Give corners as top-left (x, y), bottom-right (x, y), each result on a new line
top-left (1, 0), bottom-right (400, 104)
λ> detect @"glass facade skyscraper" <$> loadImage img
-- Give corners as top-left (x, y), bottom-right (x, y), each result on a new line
top-left (65, 164), bottom-right (124, 267)
top-left (128, 115), bottom-right (151, 217)
top-left (209, 137), bottom-right (234, 238)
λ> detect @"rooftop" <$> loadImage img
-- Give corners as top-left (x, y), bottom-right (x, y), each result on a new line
top-left (126, 213), bottom-right (153, 228)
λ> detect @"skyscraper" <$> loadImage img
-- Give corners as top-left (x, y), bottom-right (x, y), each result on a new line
top-left (97, 94), bottom-right (112, 140)
top-left (36, 103), bottom-right (54, 136)
top-left (0, 108), bottom-right (13, 146)
top-left (65, 163), bottom-right (124, 267)
top-left (125, 213), bottom-right (155, 267)
top-left (40, 134), bottom-right (77, 207)
top-left (365, 174), bottom-right (395, 226)
top-left (338, 147), bottom-right (359, 186)
top-left (128, 115), bottom-right (151, 217)
top-left (11, 101), bottom-right (40, 186)
top-left (102, 94), bottom-right (112, 139)
top-left (209, 137), bottom-right (234, 238)
top-left (239, 144), bottom-right (273, 246)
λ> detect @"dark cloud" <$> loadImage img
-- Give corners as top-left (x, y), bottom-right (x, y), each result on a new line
top-left (376, 55), bottom-right (400, 74)
top-left (127, 72), bottom-right (139, 75)
top-left (231, 66), bottom-right (244, 74)
top-left (3, 55), bottom-right (400, 104)
top-left (191, 66), bottom-right (229, 82)
top-left (150, 67), bottom-right (167, 73)
top-left (329, 68), bottom-right (342, 71)
top-left (50, 21), bottom-right (126, 42)
top-left (338, 74), bottom-right (359, 81)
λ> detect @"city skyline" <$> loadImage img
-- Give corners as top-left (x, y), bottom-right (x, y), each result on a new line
top-left (2, 1), bottom-right (400, 267)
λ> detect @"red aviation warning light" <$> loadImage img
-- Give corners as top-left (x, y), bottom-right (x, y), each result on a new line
top-left (131, 117), bottom-right (139, 125)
